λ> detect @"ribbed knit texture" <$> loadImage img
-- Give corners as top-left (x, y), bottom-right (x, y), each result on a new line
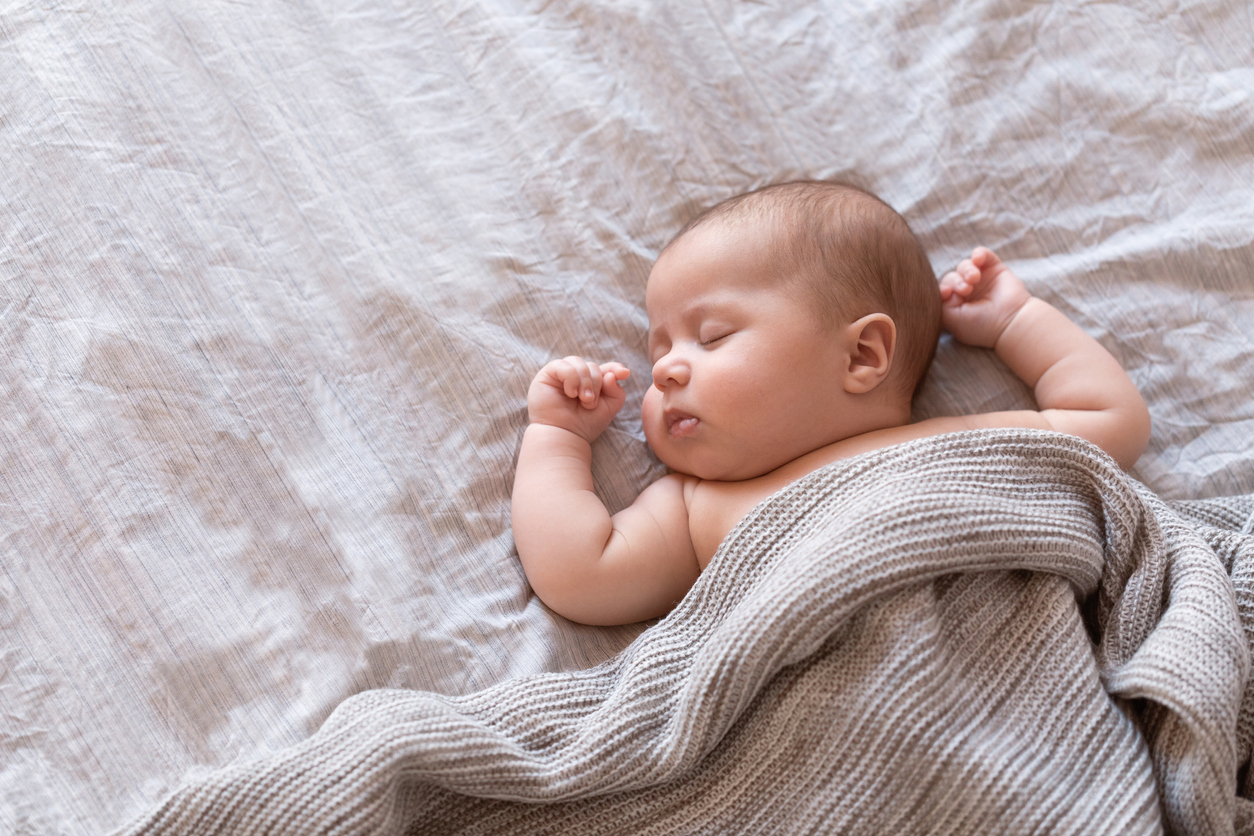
top-left (118, 429), bottom-right (1254, 836)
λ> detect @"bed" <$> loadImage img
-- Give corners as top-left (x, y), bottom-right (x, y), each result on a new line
top-left (2, 1), bottom-right (1252, 834)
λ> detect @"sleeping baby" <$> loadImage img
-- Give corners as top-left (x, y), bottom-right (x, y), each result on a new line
top-left (511, 180), bottom-right (1151, 625)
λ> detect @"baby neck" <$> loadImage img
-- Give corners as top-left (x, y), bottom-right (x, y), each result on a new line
top-left (838, 390), bottom-right (913, 441)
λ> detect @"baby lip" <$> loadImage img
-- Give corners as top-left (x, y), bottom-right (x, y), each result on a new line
top-left (664, 408), bottom-right (699, 438)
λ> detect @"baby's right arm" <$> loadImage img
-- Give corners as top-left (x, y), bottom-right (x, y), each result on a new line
top-left (511, 357), bottom-right (701, 625)
top-left (939, 248), bottom-right (1151, 469)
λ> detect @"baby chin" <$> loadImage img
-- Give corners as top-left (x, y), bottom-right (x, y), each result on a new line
top-left (644, 423), bottom-right (743, 481)
top-left (643, 401), bottom-right (748, 480)
top-left (644, 416), bottom-right (698, 475)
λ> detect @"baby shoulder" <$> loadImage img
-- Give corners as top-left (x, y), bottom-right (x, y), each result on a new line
top-left (827, 412), bottom-right (1052, 460)
top-left (616, 472), bottom-right (695, 536)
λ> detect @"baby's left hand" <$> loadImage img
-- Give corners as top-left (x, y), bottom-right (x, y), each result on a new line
top-left (939, 247), bottom-right (1032, 348)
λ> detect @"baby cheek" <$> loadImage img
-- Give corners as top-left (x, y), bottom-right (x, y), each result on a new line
top-left (640, 387), bottom-right (666, 452)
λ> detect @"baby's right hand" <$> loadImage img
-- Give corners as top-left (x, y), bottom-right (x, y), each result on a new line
top-left (939, 247), bottom-right (1033, 348)
top-left (527, 356), bottom-right (631, 443)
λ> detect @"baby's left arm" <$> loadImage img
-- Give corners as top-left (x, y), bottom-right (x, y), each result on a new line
top-left (939, 248), bottom-right (1151, 470)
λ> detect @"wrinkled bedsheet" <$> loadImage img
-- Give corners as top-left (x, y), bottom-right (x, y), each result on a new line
top-left (1, 1), bottom-right (1252, 833)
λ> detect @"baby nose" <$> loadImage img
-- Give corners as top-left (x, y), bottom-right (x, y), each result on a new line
top-left (651, 352), bottom-right (690, 388)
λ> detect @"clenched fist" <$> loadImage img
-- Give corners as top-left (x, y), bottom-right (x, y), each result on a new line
top-left (527, 356), bottom-right (631, 443)
top-left (940, 247), bottom-right (1032, 349)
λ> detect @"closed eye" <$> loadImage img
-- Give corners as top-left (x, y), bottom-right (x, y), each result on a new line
top-left (700, 332), bottom-right (732, 347)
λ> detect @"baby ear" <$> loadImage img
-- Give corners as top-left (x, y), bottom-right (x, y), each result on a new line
top-left (843, 314), bottom-right (896, 394)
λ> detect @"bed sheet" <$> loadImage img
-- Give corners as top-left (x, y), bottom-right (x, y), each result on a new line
top-left (1, 1), bottom-right (1251, 832)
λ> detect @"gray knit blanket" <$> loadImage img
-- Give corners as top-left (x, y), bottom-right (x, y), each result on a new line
top-left (119, 429), bottom-right (1254, 836)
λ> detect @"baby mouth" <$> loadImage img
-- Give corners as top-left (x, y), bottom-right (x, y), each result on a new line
top-left (665, 410), bottom-right (699, 438)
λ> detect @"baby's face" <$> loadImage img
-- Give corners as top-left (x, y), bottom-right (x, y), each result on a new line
top-left (643, 221), bottom-right (853, 482)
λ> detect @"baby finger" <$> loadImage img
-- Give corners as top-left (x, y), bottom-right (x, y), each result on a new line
top-left (957, 259), bottom-right (980, 283)
top-left (580, 360), bottom-right (605, 407)
top-left (602, 362), bottom-right (631, 381)
top-left (557, 356), bottom-right (593, 402)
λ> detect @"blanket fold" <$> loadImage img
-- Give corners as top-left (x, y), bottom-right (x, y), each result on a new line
top-left (118, 429), bottom-right (1254, 836)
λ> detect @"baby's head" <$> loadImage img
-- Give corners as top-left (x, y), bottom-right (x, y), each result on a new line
top-left (642, 180), bottom-right (941, 481)
top-left (666, 180), bottom-right (941, 399)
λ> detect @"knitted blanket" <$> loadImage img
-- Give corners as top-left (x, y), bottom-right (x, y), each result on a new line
top-left (118, 430), bottom-right (1254, 836)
